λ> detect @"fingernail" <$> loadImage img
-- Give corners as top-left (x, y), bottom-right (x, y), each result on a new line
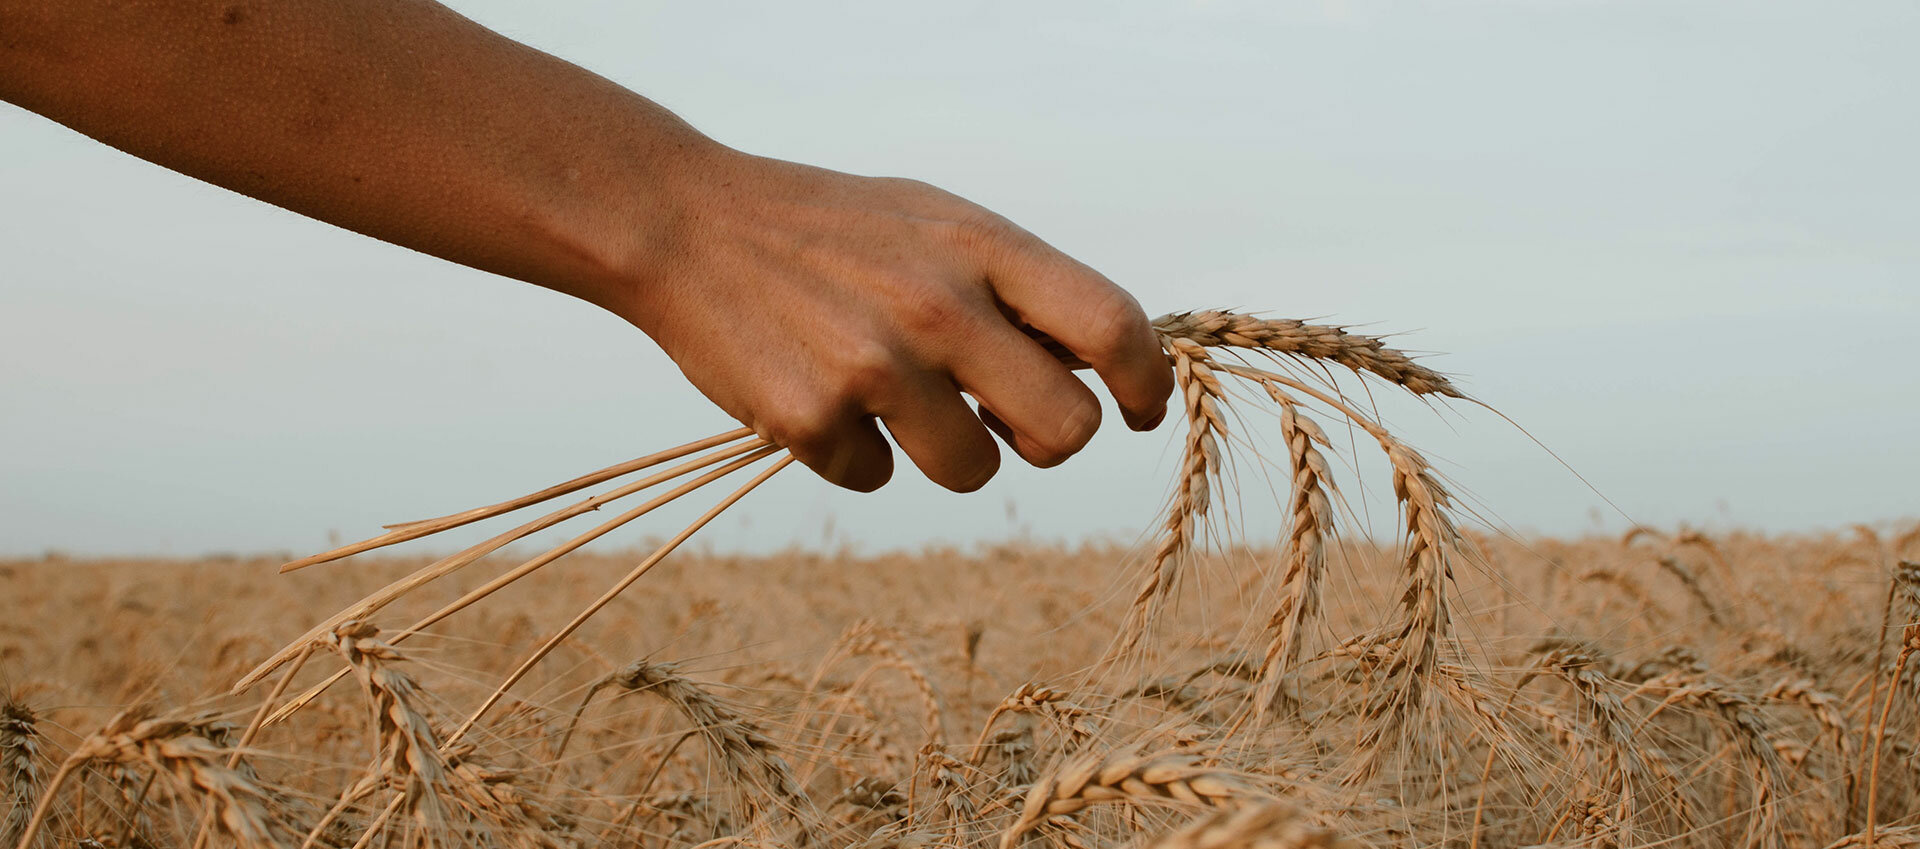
top-left (1134, 407), bottom-right (1167, 432)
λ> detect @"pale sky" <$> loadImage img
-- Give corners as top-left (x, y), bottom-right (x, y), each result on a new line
top-left (3, 0), bottom-right (1915, 558)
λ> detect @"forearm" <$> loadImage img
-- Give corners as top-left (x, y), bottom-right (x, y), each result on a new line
top-left (0, 0), bottom-right (708, 305)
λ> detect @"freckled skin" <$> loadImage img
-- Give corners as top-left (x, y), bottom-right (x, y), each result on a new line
top-left (0, 0), bottom-right (1173, 492)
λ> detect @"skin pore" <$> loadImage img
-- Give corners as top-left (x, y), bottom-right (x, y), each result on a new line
top-left (0, 0), bottom-right (1174, 492)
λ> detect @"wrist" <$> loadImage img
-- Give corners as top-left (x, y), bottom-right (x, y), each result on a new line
top-left (539, 127), bottom-right (743, 331)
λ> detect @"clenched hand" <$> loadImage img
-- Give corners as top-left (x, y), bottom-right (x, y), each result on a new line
top-left (602, 151), bottom-right (1170, 491)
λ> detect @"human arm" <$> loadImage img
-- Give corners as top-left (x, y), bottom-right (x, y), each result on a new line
top-left (0, 0), bottom-right (1173, 491)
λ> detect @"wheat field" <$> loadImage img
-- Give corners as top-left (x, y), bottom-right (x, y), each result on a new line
top-left (4, 313), bottom-right (1918, 849)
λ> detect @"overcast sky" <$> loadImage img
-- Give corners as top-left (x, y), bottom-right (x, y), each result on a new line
top-left (3, 0), bottom-right (1915, 559)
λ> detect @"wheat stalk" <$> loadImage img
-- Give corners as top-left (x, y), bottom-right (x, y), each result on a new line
top-left (1864, 623), bottom-right (1920, 848)
top-left (239, 439), bottom-right (776, 695)
top-left (279, 427), bottom-right (756, 571)
top-left (301, 620), bottom-right (495, 849)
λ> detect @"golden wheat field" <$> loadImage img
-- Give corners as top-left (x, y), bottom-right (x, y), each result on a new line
top-left (4, 314), bottom-right (1919, 849)
top-left (5, 528), bottom-right (1920, 849)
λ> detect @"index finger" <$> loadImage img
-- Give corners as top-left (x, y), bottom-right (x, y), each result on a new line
top-left (982, 237), bottom-right (1172, 431)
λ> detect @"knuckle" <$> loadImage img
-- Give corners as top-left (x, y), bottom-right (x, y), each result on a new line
top-left (894, 283), bottom-right (972, 338)
top-left (764, 396), bottom-right (843, 451)
top-left (1076, 291), bottom-right (1148, 363)
top-left (834, 340), bottom-right (906, 403)
top-left (950, 213), bottom-right (1027, 257)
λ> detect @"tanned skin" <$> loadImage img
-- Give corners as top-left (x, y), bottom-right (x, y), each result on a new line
top-left (0, 0), bottom-right (1173, 492)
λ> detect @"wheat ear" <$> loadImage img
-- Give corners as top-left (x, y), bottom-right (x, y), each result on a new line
top-left (843, 623), bottom-right (948, 745)
top-left (1143, 803), bottom-right (1353, 849)
top-left (1218, 363), bottom-right (1460, 763)
top-left (971, 683), bottom-right (1094, 763)
top-left (301, 621), bottom-right (491, 849)
top-left (1828, 824), bottom-right (1920, 847)
top-left (14, 710), bottom-right (290, 849)
top-left (1, 699), bottom-right (41, 849)
top-left (1153, 311), bottom-right (1463, 397)
top-left (1116, 336), bottom-right (1229, 657)
top-left (1637, 669), bottom-right (1790, 849)
top-left (1526, 650), bottom-right (1650, 848)
top-left (1000, 748), bottom-right (1252, 849)
top-left (585, 659), bottom-right (811, 823)
top-left (1252, 383), bottom-right (1336, 712)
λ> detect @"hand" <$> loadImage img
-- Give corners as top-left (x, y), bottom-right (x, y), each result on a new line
top-left (601, 148), bottom-right (1174, 493)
